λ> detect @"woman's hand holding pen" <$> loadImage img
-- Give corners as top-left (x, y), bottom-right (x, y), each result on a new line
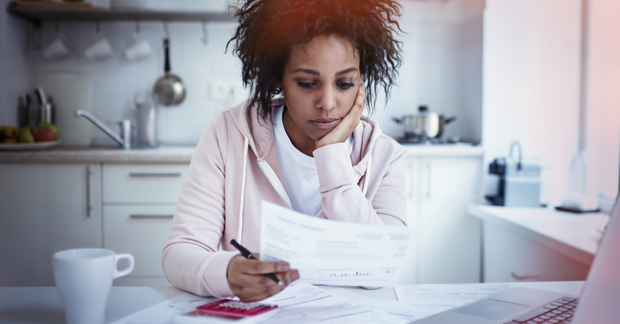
top-left (316, 83), bottom-right (365, 149)
top-left (227, 253), bottom-right (300, 302)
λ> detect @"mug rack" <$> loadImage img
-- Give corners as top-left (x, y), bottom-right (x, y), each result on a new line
top-left (7, 1), bottom-right (236, 28)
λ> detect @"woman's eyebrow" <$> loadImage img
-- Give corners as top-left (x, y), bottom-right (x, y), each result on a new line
top-left (292, 68), bottom-right (319, 75)
top-left (291, 67), bottom-right (359, 76)
top-left (335, 67), bottom-right (358, 76)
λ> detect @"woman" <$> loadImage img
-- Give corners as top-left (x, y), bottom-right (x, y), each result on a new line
top-left (162, 0), bottom-right (405, 302)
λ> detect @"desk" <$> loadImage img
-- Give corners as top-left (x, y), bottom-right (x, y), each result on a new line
top-left (0, 282), bottom-right (584, 324)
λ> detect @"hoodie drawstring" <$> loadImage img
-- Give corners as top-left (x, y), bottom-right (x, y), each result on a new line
top-left (362, 154), bottom-right (373, 195)
top-left (237, 137), bottom-right (249, 244)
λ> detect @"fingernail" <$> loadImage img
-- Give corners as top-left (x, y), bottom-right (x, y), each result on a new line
top-left (280, 263), bottom-right (290, 272)
top-left (292, 272), bottom-right (300, 281)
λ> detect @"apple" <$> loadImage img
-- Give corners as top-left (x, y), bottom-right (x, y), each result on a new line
top-left (37, 122), bottom-right (60, 140)
top-left (33, 127), bottom-right (56, 142)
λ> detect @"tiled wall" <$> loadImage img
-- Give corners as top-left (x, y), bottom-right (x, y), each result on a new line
top-left (0, 1), bottom-right (31, 127)
top-left (0, 0), bottom-right (484, 146)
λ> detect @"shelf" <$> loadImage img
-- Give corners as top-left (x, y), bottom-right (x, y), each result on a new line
top-left (8, 2), bottom-right (237, 26)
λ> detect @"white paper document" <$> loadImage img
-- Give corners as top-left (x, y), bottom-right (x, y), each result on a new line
top-left (260, 201), bottom-right (413, 286)
top-left (260, 283), bottom-right (409, 324)
top-left (110, 293), bottom-right (217, 324)
top-left (110, 284), bottom-right (408, 324)
top-left (392, 283), bottom-right (511, 320)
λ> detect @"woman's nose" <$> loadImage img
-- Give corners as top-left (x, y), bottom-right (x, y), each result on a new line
top-left (316, 86), bottom-right (337, 111)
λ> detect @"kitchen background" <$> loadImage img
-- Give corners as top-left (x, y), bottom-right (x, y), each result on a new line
top-left (0, 0), bottom-right (619, 287)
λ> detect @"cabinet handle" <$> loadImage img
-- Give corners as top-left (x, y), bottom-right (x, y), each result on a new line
top-left (86, 165), bottom-right (93, 218)
top-left (129, 214), bottom-right (174, 219)
top-left (510, 272), bottom-right (541, 281)
top-left (129, 173), bottom-right (181, 178)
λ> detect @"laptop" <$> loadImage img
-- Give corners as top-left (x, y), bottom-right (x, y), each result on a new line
top-left (414, 195), bottom-right (620, 324)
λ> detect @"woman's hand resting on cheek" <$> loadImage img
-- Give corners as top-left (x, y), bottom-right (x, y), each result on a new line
top-left (227, 253), bottom-right (300, 302)
top-left (316, 84), bottom-right (366, 149)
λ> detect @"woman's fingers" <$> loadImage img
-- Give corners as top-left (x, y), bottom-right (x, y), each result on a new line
top-left (227, 254), bottom-right (300, 301)
top-left (316, 84), bottom-right (365, 148)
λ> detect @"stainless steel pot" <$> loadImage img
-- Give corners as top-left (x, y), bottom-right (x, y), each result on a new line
top-left (152, 38), bottom-right (186, 106)
top-left (392, 105), bottom-right (456, 139)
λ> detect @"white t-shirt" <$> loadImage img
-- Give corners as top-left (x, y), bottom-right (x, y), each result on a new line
top-left (273, 106), bottom-right (353, 216)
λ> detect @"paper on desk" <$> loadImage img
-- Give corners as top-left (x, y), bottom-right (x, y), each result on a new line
top-left (260, 283), bottom-right (409, 324)
top-left (110, 283), bottom-right (408, 324)
top-left (390, 284), bottom-right (511, 321)
top-left (260, 201), bottom-right (413, 287)
top-left (395, 283), bottom-right (510, 304)
top-left (110, 293), bottom-right (217, 324)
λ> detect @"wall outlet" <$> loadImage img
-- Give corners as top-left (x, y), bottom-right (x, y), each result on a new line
top-left (209, 81), bottom-right (232, 101)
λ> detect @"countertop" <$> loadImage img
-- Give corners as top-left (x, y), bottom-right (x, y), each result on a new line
top-left (0, 146), bottom-right (196, 164)
top-left (0, 144), bottom-right (484, 163)
top-left (0, 282), bottom-right (584, 324)
top-left (467, 204), bottom-right (609, 266)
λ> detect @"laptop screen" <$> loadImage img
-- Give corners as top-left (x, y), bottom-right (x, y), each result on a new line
top-left (571, 195), bottom-right (620, 323)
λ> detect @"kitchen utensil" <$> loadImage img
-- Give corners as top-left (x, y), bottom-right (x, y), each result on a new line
top-left (392, 105), bottom-right (456, 140)
top-left (35, 86), bottom-right (55, 124)
top-left (153, 38), bottom-right (186, 106)
top-left (84, 21), bottom-right (112, 60)
top-left (38, 70), bottom-right (93, 146)
top-left (134, 91), bottom-right (157, 147)
top-left (124, 21), bottom-right (151, 60)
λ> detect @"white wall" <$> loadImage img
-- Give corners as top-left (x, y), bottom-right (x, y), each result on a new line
top-left (0, 0), bottom-right (484, 146)
top-left (374, 0), bottom-right (484, 143)
top-left (0, 0), bottom-right (31, 125)
top-left (482, 0), bottom-right (582, 206)
top-left (585, 0), bottom-right (620, 202)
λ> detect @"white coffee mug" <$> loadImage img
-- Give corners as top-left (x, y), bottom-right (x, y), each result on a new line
top-left (43, 37), bottom-right (70, 59)
top-left (84, 36), bottom-right (113, 60)
top-left (124, 38), bottom-right (151, 60)
top-left (53, 248), bottom-right (134, 324)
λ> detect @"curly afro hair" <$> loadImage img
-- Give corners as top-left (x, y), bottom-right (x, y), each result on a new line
top-left (227, 0), bottom-right (403, 120)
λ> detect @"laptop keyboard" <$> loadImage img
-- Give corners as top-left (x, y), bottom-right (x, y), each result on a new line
top-left (504, 297), bottom-right (578, 324)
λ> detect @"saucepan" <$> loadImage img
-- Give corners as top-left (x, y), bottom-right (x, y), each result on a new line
top-left (152, 38), bottom-right (186, 106)
top-left (392, 105), bottom-right (456, 139)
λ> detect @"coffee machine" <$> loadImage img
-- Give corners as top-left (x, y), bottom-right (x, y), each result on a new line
top-left (485, 142), bottom-right (542, 207)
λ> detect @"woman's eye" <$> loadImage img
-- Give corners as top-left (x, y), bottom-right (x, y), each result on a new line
top-left (337, 82), bottom-right (355, 90)
top-left (297, 82), bottom-right (316, 89)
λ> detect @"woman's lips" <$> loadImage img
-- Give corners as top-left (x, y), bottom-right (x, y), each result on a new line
top-left (310, 118), bottom-right (340, 129)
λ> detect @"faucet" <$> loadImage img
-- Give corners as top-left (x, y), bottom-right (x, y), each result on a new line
top-left (74, 110), bottom-right (132, 149)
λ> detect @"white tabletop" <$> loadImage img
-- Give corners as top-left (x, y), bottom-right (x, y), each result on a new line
top-left (0, 281), bottom-right (584, 324)
top-left (468, 204), bottom-right (609, 265)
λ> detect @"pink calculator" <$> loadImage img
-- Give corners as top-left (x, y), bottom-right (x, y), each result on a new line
top-left (196, 299), bottom-right (278, 318)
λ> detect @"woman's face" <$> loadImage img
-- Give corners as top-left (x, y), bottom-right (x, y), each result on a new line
top-left (280, 34), bottom-right (362, 154)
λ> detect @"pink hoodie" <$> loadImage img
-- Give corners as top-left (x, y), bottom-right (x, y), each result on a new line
top-left (162, 98), bottom-right (407, 297)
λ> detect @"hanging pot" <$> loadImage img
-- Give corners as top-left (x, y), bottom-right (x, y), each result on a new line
top-left (152, 38), bottom-right (186, 106)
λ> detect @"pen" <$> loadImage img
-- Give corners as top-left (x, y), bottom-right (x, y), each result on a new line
top-left (230, 239), bottom-right (283, 286)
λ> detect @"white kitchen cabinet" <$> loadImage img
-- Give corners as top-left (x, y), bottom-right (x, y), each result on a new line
top-left (401, 155), bottom-right (483, 284)
top-left (483, 220), bottom-right (590, 283)
top-left (102, 163), bottom-right (189, 286)
top-left (103, 205), bottom-right (175, 286)
top-left (0, 163), bottom-right (102, 286)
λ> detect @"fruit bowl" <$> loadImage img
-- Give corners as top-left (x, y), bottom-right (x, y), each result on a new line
top-left (0, 140), bottom-right (60, 150)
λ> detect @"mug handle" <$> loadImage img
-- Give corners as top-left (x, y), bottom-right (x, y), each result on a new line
top-left (113, 253), bottom-right (135, 279)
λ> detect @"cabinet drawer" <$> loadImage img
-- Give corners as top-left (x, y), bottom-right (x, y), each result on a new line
top-left (103, 164), bottom-right (188, 204)
top-left (483, 222), bottom-right (590, 282)
top-left (103, 205), bottom-right (175, 278)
